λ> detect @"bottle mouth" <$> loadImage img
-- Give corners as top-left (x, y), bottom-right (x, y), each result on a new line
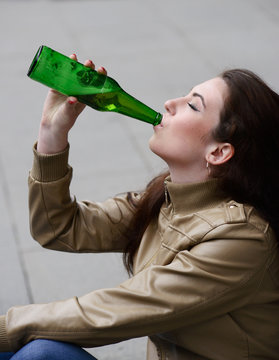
top-left (153, 112), bottom-right (163, 126)
top-left (27, 45), bottom-right (44, 77)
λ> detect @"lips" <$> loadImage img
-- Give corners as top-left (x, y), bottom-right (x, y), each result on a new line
top-left (154, 122), bottom-right (163, 130)
top-left (153, 114), bottom-right (166, 131)
top-left (156, 115), bottom-right (165, 128)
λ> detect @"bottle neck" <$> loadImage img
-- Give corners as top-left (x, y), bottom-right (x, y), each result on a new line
top-left (116, 90), bottom-right (162, 125)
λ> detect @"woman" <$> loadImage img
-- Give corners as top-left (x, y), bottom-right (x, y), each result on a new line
top-left (0, 56), bottom-right (278, 359)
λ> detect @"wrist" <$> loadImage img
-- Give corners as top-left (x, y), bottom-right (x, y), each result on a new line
top-left (31, 142), bottom-right (70, 182)
top-left (37, 123), bottom-right (68, 154)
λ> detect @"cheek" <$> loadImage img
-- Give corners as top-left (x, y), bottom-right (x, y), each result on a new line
top-left (172, 121), bottom-right (208, 144)
top-left (149, 118), bottom-right (213, 158)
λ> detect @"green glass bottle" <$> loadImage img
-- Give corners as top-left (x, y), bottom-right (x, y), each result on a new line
top-left (27, 45), bottom-right (162, 126)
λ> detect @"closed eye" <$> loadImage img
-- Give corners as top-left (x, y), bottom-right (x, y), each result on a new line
top-left (188, 103), bottom-right (200, 112)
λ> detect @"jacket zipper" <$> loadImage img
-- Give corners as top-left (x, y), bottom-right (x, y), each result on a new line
top-left (164, 180), bottom-right (170, 206)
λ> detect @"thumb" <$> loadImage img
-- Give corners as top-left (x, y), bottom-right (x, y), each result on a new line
top-left (67, 96), bottom-right (78, 106)
top-left (65, 97), bottom-right (86, 117)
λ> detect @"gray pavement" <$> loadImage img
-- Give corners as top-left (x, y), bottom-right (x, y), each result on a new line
top-left (0, 0), bottom-right (279, 358)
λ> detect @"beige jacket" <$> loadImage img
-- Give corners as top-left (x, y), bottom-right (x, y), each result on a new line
top-left (0, 145), bottom-right (279, 359)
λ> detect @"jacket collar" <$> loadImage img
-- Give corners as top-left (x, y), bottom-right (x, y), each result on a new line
top-left (164, 176), bottom-right (229, 215)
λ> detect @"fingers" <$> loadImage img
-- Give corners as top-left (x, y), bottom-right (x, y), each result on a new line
top-left (70, 53), bottom-right (78, 61)
top-left (70, 53), bottom-right (107, 75)
top-left (67, 53), bottom-right (107, 107)
top-left (97, 66), bottom-right (107, 75)
top-left (84, 60), bottom-right (107, 75)
top-left (84, 59), bottom-right (95, 70)
top-left (67, 96), bottom-right (78, 105)
top-left (66, 96), bottom-right (86, 117)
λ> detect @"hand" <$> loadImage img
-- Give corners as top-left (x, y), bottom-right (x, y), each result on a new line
top-left (37, 54), bottom-right (107, 154)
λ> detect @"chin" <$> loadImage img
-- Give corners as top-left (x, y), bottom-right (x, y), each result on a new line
top-left (148, 137), bottom-right (158, 154)
top-left (149, 143), bottom-right (165, 162)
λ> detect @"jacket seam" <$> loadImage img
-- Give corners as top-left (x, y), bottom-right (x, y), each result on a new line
top-left (227, 312), bottom-right (250, 358)
top-left (247, 218), bottom-right (270, 234)
top-left (168, 224), bottom-right (195, 238)
top-left (168, 211), bottom-right (269, 242)
top-left (160, 207), bottom-right (173, 221)
top-left (164, 225), bottom-right (197, 247)
top-left (161, 243), bottom-right (179, 254)
top-left (246, 207), bottom-right (269, 234)
top-left (39, 182), bottom-right (57, 242)
top-left (176, 254), bottom-right (268, 317)
top-left (200, 221), bottom-right (270, 244)
top-left (193, 212), bottom-right (215, 227)
top-left (165, 216), bottom-right (269, 248)
top-left (39, 182), bottom-right (77, 252)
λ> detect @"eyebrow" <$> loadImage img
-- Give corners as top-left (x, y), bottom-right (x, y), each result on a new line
top-left (193, 92), bottom-right (206, 109)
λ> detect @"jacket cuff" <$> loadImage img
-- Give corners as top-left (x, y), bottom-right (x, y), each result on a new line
top-left (0, 315), bottom-right (12, 352)
top-left (30, 142), bottom-right (70, 182)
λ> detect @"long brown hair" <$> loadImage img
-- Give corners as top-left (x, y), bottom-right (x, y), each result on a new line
top-left (123, 69), bottom-right (279, 275)
top-left (123, 171), bottom-right (168, 275)
top-left (214, 69), bottom-right (279, 236)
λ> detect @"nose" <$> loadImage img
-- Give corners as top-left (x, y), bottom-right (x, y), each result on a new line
top-left (164, 97), bottom-right (185, 115)
top-left (164, 98), bottom-right (177, 115)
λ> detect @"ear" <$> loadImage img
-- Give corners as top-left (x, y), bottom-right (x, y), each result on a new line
top-left (206, 143), bottom-right (234, 165)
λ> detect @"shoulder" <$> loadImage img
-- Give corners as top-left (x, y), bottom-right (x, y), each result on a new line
top-left (195, 201), bottom-right (277, 260)
top-left (201, 200), bottom-right (271, 238)
top-left (171, 199), bottom-right (274, 247)
top-left (201, 200), bottom-right (268, 231)
top-left (187, 202), bottom-right (277, 280)
top-left (94, 191), bottom-right (142, 223)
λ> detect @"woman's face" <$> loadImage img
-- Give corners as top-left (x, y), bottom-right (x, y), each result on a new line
top-left (149, 77), bottom-right (228, 178)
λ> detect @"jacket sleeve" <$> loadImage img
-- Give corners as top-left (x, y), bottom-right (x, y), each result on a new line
top-left (2, 222), bottom-right (274, 351)
top-left (28, 144), bottom-right (137, 253)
